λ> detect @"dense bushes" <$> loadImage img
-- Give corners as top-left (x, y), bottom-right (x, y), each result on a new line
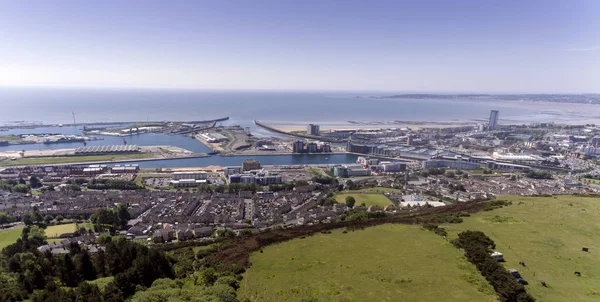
top-left (87, 179), bottom-right (141, 190)
top-left (422, 223), bottom-right (447, 237)
top-left (90, 204), bottom-right (130, 231)
top-left (525, 171), bottom-right (552, 180)
top-left (453, 231), bottom-right (535, 302)
top-left (486, 200), bottom-right (512, 211)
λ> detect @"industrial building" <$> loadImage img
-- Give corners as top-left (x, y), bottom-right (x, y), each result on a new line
top-left (172, 171), bottom-right (208, 180)
top-left (347, 139), bottom-right (450, 160)
top-left (492, 152), bottom-right (540, 162)
top-left (170, 171), bottom-right (208, 188)
top-left (228, 170), bottom-right (283, 185)
top-left (357, 156), bottom-right (406, 173)
top-left (111, 164), bottom-right (140, 173)
top-left (197, 132), bottom-right (228, 143)
top-left (333, 164), bottom-right (370, 178)
top-left (75, 145), bottom-right (140, 155)
top-left (171, 179), bottom-right (208, 188)
top-left (422, 159), bottom-right (481, 170)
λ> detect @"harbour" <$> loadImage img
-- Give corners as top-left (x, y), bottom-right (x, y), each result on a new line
top-left (0, 123), bottom-right (359, 168)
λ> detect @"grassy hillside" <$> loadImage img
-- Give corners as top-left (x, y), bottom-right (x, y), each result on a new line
top-left (443, 195), bottom-right (600, 302)
top-left (239, 224), bottom-right (495, 302)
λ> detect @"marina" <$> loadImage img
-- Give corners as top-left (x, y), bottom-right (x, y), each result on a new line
top-left (0, 124), bottom-right (358, 168)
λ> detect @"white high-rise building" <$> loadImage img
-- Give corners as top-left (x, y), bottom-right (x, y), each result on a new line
top-left (488, 110), bottom-right (499, 130)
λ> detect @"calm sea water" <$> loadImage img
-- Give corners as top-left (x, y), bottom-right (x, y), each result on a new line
top-left (0, 87), bottom-right (579, 129)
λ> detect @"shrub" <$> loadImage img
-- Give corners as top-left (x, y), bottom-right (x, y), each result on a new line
top-left (452, 231), bottom-right (535, 302)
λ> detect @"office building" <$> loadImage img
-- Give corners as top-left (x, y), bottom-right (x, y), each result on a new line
top-left (307, 124), bottom-right (320, 136)
top-left (333, 164), bottom-right (370, 178)
top-left (488, 110), bottom-right (499, 130)
top-left (228, 170), bottom-right (283, 185)
top-left (224, 166), bottom-right (242, 177)
top-left (292, 140), bottom-right (305, 153)
top-left (242, 159), bottom-right (261, 171)
top-left (171, 171), bottom-right (208, 188)
top-left (172, 171), bottom-right (207, 180)
top-left (291, 140), bottom-right (331, 153)
top-left (406, 134), bottom-right (413, 146)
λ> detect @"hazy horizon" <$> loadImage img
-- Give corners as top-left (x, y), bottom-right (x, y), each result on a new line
top-left (1, 85), bottom-right (599, 95)
top-left (1, 0), bottom-right (599, 93)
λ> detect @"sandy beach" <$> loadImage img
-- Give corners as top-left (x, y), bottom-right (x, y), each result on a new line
top-left (266, 122), bottom-right (475, 132)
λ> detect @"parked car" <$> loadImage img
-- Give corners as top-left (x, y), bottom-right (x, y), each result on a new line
top-left (491, 251), bottom-right (505, 262)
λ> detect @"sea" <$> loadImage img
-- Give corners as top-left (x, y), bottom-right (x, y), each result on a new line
top-left (1, 87), bottom-right (598, 168)
top-left (3, 87), bottom-right (595, 128)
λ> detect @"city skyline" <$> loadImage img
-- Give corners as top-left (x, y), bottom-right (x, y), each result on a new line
top-left (0, 0), bottom-right (599, 93)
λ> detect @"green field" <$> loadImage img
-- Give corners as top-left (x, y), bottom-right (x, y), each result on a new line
top-left (443, 195), bottom-right (600, 302)
top-left (334, 189), bottom-right (398, 207)
top-left (239, 224), bottom-right (495, 302)
top-left (45, 223), bottom-right (92, 239)
top-left (0, 227), bottom-right (23, 250)
top-left (0, 153), bottom-right (153, 167)
top-left (45, 223), bottom-right (78, 238)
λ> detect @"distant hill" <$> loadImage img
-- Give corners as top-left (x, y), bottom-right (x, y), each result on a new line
top-left (371, 93), bottom-right (600, 104)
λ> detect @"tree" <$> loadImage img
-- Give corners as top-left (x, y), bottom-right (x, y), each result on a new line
top-left (102, 281), bottom-right (124, 302)
top-left (29, 176), bottom-right (42, 189)
top-left (56, 215), bottom-right (64, 223)
top-left (95, 249), bottom-right (107, 277)
top-left (0, 212), bottom-right (14, 225)
top-left (22, 213), bottom-right (33, 226)
top-left (195, 267), bottom-right (218, 286)
top-left (12, 184), bottom-right (30, 194)
top-left (31, 207), bottom-right (42, 224)
top-left (60, 254), bottom-right (79, 287)
top-left (345, 196), bottom-right (356, 208)
top-left (201, 284), bottom-right (238, 302)
top-left (73, 282), bottom-right (102, 302)
top-left (43, 215), bottom-right (53, 224)
top-left (63, 184), bottom-right (82, 192)
top-left (77, 251), bottom-right (97, 281)
top-left (116, 204), bottom-right (131, 229)
top-left (18, 178), bottom-right (26, 185)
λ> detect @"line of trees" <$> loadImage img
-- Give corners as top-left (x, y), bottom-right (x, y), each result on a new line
top-left (452, 230), bottom-right (535, 302)
top-left (87, 179), bottom-right (141, 190)
top-left (525, 170), bottom-right (552, 180)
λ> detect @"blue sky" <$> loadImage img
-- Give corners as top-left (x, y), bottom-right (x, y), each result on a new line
top-left (0, 0), bottom-right (598, 93)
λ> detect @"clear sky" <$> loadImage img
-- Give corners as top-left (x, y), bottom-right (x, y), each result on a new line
top-left (0, 0), bottom-right (598, 93)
